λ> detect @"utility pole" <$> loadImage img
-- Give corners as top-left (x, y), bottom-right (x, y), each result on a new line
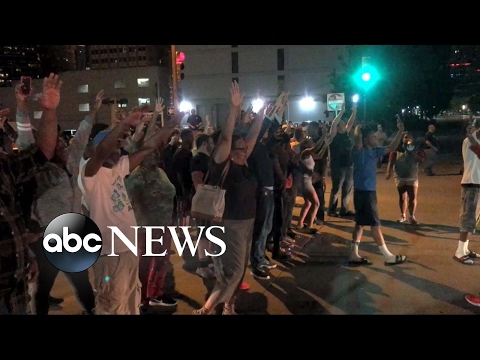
top-left (170, 45), bottom-right (179, 113)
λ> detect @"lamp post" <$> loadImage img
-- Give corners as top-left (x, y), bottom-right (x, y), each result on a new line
top-left (170, 45), bottom-right (178, 113)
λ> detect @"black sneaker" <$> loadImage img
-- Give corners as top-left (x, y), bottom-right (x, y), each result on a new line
top-left (250, 267), bottom-right (270, 280)
top-left (149, 295), bottom-right (177, 307)
top-left (260, 260), bottom-right (277, 269)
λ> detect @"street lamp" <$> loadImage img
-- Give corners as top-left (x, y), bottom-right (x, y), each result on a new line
top-left (300, 96), bottom-right (315, 111)
top-left (179, 100), bottom-right (193, 113)
top-left (252, 98), bottom-right (264, 113)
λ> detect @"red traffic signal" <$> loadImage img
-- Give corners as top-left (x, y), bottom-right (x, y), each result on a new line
top-left (176, 52), bottom-right (185, 64)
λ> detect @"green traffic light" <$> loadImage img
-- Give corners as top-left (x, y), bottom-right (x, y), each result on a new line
top-left (354, 65), bottom-right (379, 91)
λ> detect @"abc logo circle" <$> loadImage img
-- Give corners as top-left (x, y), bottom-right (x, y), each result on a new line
top-left (43, 213), bottom-right (103, 273)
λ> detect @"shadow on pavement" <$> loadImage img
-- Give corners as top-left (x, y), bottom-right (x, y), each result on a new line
top-left (258, 232), bottom-right (385, 314)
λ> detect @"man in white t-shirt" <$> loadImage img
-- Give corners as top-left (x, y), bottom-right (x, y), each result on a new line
top-left (454, 122), bottom-right (480, 265)
top-left (79, 107), bottom-right (181, 314)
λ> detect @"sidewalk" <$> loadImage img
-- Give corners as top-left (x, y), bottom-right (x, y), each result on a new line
top-left (50, 156), bottom-right (480, 315)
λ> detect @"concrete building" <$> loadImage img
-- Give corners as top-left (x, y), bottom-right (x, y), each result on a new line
top-left (0, 66), bottom-right (170, 131)
top-left (174, 45), bottom-right (350, 125)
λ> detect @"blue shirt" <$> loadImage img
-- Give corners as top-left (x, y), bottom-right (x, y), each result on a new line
top-left (351, 147), bottom-right (385, 191)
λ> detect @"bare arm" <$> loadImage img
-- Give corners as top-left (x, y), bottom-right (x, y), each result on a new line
top-left (84, 121), bottom-right (130, 177)
top-left (328, 102), bottom-right (346, 139)
top-left (128, 111), bottom-right (183, 172)
top-left (385, 151), bottom-right (395, 179)
top-left (35, 73), bottom-right (63, 160)
top-left (66, 90), bottom-right (104, 175)
top-left (345, 103), bottom-right (358, 133)
top-left (384, 116), bottom-right (405, 154)
top-left (192, 171), bottom-right (205, 190)
top-left (244, 111), bottom-right (266, 159)
top-left (213, 82), bottom-right (244, 164)
top-left (353, 124), bottom-right (363, 151)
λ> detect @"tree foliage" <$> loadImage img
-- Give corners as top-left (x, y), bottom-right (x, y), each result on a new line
top-left (329, 45), bottom-right (454, 125)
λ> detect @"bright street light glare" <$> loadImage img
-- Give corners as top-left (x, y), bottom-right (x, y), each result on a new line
top-left (352, 94), bottom-right (359, 103)
top-left (300, 97), bottom-right (315, 111)
top-left (252, 98), bottom-right (264, 113)
top-left (361, 72), bottom-right (371, 82)
top-left (179, 101), bottom-right (193, 113)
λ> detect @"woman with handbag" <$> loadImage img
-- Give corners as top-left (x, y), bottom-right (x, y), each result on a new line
top-left (192, 81), bottom-right (263, 315)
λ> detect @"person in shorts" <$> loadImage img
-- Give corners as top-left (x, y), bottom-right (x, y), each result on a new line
top-left (349, 117), bottom-right (408, 266)
top-left (454, 121), bottom-right (480, 265)
top-left (385, 131), bottom-right (426, 224)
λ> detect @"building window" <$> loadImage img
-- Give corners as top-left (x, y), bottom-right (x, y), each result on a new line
top-left (232, 77), bottom-right (239, 83)
top-left (277, 75), bottom-right (285, 93)
top-left (232, 52), bottom-right (238, 74)
top-left (277, 48), bottom-right (284, 71)
top-left (79, 103), bottom-right (90, 112)
top-left (33, 111), bottom-right (42, 119)
top-left (137, 78), bottom-right (149, 87)
top-left (138, 98), bottom-right (150, 106)
top-left (232, 45), bottom-right (238, 48)
top-left (114, 80), bottom-right (126, 88)
top-left (77, 84), bottom-right (89, 93)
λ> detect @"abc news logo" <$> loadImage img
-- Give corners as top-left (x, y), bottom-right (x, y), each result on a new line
top-left (42, 213), bottom-right (226, 272)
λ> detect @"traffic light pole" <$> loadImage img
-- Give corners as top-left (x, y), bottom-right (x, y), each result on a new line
top-left (170, 45), bottom-right (179, 113)
top-left (364, 92), bottom-right (367, 122)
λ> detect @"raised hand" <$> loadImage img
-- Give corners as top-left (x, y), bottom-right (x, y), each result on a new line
top-left (123, 104), bottom-right (150, 127)
top-left (15, 84), bottom-right (29, 102)
top-left (230, 81), bottom-right (244, 108)
top-left (396, 116), bottom-right (404, 132)
top-left (274, 92), bottom-right (287, 113)
top-left (155, 97), bottom-right (165, 113)
top-left (36, 73), bottom-right (63, 111)
top-left (93, 90), bottom-right (105, 112)
top-left (161, 111), bottom-right (186, 129)
top-left (324, 134), bottom-right (333, 146)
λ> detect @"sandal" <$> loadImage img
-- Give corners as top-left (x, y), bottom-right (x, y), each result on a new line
top-left (453, 255), bottom-right (474, 265)
top-left (397, 215), bottom-right (407, 223)
top-left (348, 257), bottom-right (372, 266)
top-left (385, 255), bottom-right (407, 266)
top-left (467, 251), bottom-right (480, 259)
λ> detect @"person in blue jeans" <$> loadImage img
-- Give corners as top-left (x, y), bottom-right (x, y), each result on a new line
top-left (349, 116), bottom-right (408, 266)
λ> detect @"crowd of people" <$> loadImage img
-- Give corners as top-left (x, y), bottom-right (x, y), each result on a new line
top-left (0, 74), bottom-right (479, 315)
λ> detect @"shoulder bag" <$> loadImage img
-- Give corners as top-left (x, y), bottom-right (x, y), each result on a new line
top-left (190, 159), bottom-right (230, 222)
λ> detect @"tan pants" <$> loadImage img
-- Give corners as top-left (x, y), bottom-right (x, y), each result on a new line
top-left (93, 252), bottom-right (141, 315)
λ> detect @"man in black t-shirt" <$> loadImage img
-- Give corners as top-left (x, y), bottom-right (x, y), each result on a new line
top-left (423, 124), bottom-right (439, 176)
top-left (173, 129), bottom-right (194, 226)
top-left (327, 103), bottom-right (357, 217)
top-left (161, 129), bottom-right (181, 184)
top-left (190, 133), bottom-right (215, 279)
